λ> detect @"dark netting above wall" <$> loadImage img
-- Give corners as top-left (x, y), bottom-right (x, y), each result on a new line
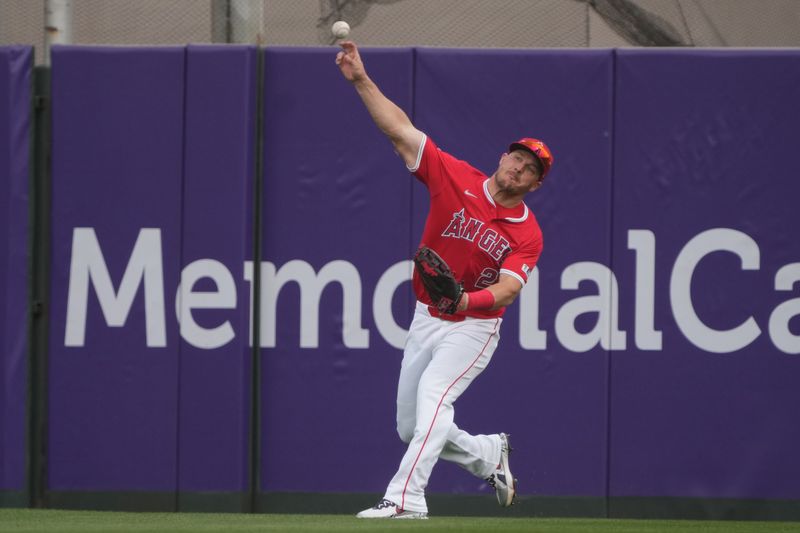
top-left (2, 0), bottom-right (800, 65)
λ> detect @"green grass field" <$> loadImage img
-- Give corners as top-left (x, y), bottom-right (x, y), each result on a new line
top-left (2, 509), bottom-right (800, 533)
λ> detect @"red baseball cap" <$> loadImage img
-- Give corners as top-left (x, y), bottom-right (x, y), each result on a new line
top-left (509, 138), bottom-right (553, 179)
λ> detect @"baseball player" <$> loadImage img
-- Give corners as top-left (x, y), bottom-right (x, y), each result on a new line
top-left (336, 41), bottom-right (553, 519)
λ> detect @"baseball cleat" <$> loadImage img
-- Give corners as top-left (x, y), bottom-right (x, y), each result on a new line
top-left (486, 432), bottom-right (517, 507)
top-left (356, 498), bottom-right (428, 519)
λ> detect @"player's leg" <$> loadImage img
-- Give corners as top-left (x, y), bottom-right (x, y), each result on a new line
top-left (382, 317), bottom-right (501, 513)
top-left (394, 305), bottom-right (441, 443)
top-left (433, 321), bottom-right (503, 476)
top-left (358, 303), bottom-right (442, 519)
top-left (407, 316), bottom-right (518, 508)
top-left (441, 427), bottom-right (517, 507)
top-left (432, 319), bottom-right (516, 507)
top-left (439, 425), bottom-right (501, 478)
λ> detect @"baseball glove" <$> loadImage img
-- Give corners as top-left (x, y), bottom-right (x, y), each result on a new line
top-left (413, 246), bottom-right (464, 315)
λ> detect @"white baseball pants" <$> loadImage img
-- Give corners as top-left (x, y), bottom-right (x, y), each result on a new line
top-left (382, 301), bottom-right (504, 513)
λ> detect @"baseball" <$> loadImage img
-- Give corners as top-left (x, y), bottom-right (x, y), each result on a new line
top-left (332, 20), bottom-right (350, 39)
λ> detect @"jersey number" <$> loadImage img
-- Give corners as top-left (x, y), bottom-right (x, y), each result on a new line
top-left (475, 268), bottom-right (499, 288)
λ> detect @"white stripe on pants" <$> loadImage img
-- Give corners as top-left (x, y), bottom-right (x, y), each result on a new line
top-left (383, 301), bottom-right (503, 513)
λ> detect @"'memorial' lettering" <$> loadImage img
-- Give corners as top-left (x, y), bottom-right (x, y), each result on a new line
top-left (65, 228), bottom-right (166, 347)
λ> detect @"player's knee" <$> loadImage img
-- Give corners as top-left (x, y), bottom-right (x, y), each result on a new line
top-left (396, 423), bottom-right (414, 444)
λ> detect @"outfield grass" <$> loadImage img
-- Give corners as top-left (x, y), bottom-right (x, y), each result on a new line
top-left (2, 509), bottom-right (800, 533)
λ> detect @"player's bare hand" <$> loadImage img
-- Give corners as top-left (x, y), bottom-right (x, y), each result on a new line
top-left (336, 40), bottom-right (367, 83)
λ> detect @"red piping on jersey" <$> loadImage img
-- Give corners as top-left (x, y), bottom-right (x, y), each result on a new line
top-left (399, 318), bottom-right (501, 511)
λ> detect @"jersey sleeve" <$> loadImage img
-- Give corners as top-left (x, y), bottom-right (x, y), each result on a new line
top-left (407, 133), bottom-right (428, 174)
top-left (408, 134), bottom-right (444, 195)
top-left (499, 231), bottom-right (543, 286)
top-left (408, 134), bottom-right (475, 197)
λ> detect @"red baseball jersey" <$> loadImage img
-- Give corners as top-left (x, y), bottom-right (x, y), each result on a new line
top-left (410, 135), bottom-right (543, 319)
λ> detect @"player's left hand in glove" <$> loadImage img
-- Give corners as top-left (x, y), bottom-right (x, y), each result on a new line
top-left (413, 246), bottom-right (464, 315)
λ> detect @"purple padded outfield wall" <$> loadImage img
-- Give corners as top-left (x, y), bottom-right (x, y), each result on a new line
top-left (257, 47), bottom-right (800, 508)
top-left (609, 50), bottom-right (800, 501)
top-left (260, 47), bottom-right (415, 494)
top-left (258, 48), bottom-right (615, 502)
top-left (0, 46), bottom-right (31, 498)
top-left (177, 45), bottom-right (256, 504)
top-left (48, 45), bottom-right (256, 502)
top-left (49, 46), bottom-right (185, 493)
top-left (42, 45), bottom-right (800, 515)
